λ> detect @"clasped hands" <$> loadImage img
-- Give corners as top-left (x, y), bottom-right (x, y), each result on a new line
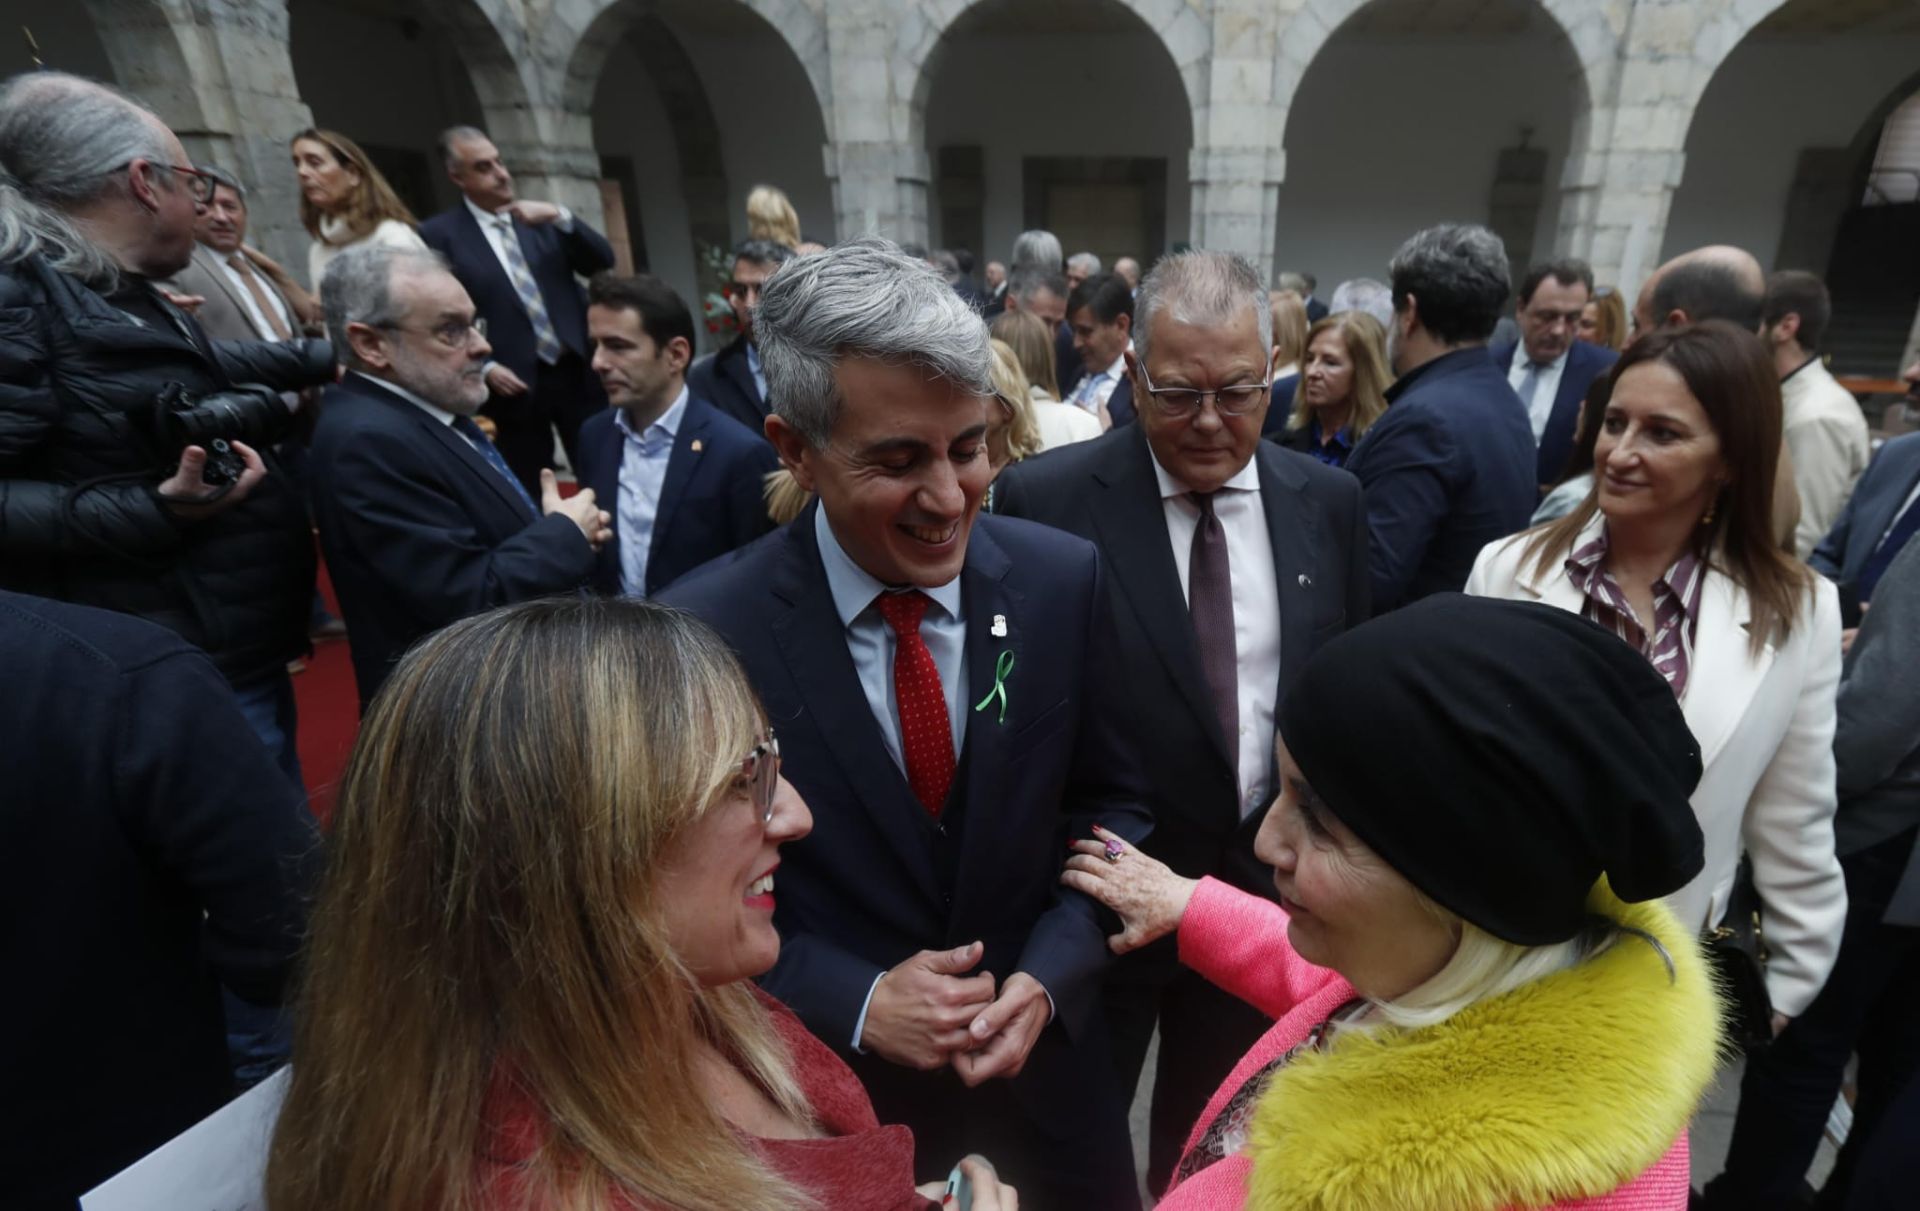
top-left (859, 941), bottom-right (1051, 1085)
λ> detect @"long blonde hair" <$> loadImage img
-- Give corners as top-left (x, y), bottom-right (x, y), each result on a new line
top-left (990, 309), bottom-right (1058, 400)
top-left (987, 338), bottom-right (1044, 468)
top-left (292, 127), bottom-right (417, 244)
top-left (1269, 289), bottom-right (1309, 368)
top-left (746, 184), bottom-right (801, 250)
top-left (267, 598), bottom-right (815, 1211)
top-left (1287, 312), bottom-right (1391, 441)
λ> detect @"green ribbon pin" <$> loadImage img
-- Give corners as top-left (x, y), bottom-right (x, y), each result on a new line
top-left (973, 649), bottom-right (1015, 724)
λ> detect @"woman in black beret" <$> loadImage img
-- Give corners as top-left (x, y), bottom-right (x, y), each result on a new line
top-left (1064, 594), bottom-right (1720, 1211)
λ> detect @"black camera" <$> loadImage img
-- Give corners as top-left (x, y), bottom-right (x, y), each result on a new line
top-left (154, 382), bottom-right (292, 486)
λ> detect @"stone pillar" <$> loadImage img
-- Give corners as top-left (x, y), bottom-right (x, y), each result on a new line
top-left (1188, 0), bottom-right (1282, 278)
top-left (824, 2), bottom-right (928, 244)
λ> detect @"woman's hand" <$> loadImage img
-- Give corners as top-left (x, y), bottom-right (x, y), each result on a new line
top-left (916, 1154), bottom-right (1018, 1209)
top-left (1060, 825), bottom-right (1199, 954)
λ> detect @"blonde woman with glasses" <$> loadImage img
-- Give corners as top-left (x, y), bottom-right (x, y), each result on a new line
top-left (267, 598), bottom-right (1015, 1211)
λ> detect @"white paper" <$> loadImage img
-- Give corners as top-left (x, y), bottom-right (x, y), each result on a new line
top-left (82, 1066), bottom-right (289, 1211)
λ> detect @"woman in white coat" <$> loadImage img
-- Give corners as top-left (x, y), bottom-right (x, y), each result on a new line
top-left (1467, 320), bottom-right (1845, 1026)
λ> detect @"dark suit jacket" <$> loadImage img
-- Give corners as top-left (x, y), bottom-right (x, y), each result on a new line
top-left (1346, 346), bottom-right (1537, 610)
top-left (573, 393), bottom-right (776, 596)
top-left (1486, 337), bottom-right (1617, 485)
top-left (0, 591), bottom-right (317, 1208)
top-left (1812, 431), bottom-right (1920, 587)
top-left (1055, 320), bottom-right (1083, 398)
top-left (1833, 536), bottom-right (1920, 916)
top-left (1263, 372), bottom-right (1302, 437)
top-left (659, 509), bottom-right (1152, 1125)
top-left (688, 334), bottom-right (766, 435)
top-left (419, 205), bottom-right (613, 384)
top-left (1105, 374), bottom-right (1137, 428)
top-left (994, 426), bottom-right (1367, 896)
top-left (308, 372), bottom-right (598, 708)
top-left (1305, 296), bottom-right (1329, 323)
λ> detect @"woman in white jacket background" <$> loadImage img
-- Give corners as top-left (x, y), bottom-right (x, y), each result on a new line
top-left (1467, 319), bottom-right (1845, 1025)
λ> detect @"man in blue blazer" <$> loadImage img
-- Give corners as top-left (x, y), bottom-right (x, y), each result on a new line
top-left (688, 238), bottom-right (795, 434)
top-left (1063, 272), bottom-right (1135, 428)
top-left (1346, 224), bottom-right (1537, 610)
top-left (662, 239), bottom-right (1150, 1208)
top-left (573, 273), bottom-right (776, 597)
top-left (1486, 258), bottom-right (1617, 489)
top-left (420, 127), bottom-right (615, 495)
top-left (1811, 367), bottom-right (1920, 615)
top-left (309, 245), bottom-right (611, 710)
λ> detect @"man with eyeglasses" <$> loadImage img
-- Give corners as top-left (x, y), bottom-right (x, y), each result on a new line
top-left (422, 125), bottom-right (617, 497)
top-left (308, 244), bottom-right (611, 710)
top-left (0, 72), bottom-right (335, 780)
top-left (994, 249), bottom-right (1368, 1195)
top-left (1344, 224), bottom-right (1536, 610)
top-left (689, 237), bottom-right (797, 436)
top-left (1486, 257), bottom-right (1615, 492)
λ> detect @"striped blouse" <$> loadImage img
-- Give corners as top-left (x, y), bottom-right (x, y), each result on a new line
top-left (1564, 531), bottom-right (1706, 699)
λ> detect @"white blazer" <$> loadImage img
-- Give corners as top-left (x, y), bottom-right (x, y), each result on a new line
top-left (1466, 517), bottom-right (1846, 1017)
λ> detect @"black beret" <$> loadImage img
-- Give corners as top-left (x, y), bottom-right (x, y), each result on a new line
top-left (1278, 595), bottom-right (1705, 945)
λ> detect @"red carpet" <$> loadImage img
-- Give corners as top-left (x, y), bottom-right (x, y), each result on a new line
top-left (293, 561), bottom-right (357, 826)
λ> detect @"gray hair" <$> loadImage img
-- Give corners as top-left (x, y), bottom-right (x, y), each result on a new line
top-left (1330, 277), bottom-right (1394, 328)
top-left (0, 71), bottom-right (171, 288)
top-left (1008, 265), bottom-right (1067, 307)
top-left (929, 249), bottom-right (961, 282)
top-left (1010, 229), bottom-right (1062, 273)
top-left (321, 243), bottom-right (452, 370)
top-left (1134, 250), bottom-right (1273, 367)
top-left (1387, 224), bottom-right (1511, 345)
top-left (436, 124), bottom-right (490, 170)
top-left (756, 236), bottom-right (992, 448)
top-left (1275, 271), bottom-right (1310, 295)
top-left (199, 163), bottom-right (246, 204)
top-left (1067, 251), bottom-right (1102, 276)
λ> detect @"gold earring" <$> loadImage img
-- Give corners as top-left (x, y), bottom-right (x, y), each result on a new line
top-left (1700, 499), bottom-right (1717, 526)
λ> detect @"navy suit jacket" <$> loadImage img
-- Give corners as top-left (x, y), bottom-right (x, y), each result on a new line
top-left (659, 509), bottom-right (1152, 1120)
top-left (1054, 320), bottom-right (1083, 398)
top-left (1487, 337), bottom-right (1617, 486)
top-left (309, 373), bottom-right (598, 708)
top-left (1305, 296), bottom-right (1329, 323)
top-left (419, 205), bottom-right (613, 384)
top-left (994, 426), bottom-right (1368, 896)
top-left (1812, 431), bottom-right (1920, 587)
top-left (688, 334), bottom-right (766, 435)
top-left (1263, 372), bottom-right (1302, 437)
top-left (1346, 347), bottom-right (1537, 610)
top-left (573, 394), bottom-right (777, 596)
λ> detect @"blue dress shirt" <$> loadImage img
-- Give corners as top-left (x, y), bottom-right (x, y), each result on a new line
top-left (615, 387), bottom-right (689, 596)
top-left (746, 341), bottom-right (768, 402)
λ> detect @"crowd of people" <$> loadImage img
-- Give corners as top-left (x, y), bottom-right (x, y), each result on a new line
top-left (3, 65), bottom-right (1918, 1211)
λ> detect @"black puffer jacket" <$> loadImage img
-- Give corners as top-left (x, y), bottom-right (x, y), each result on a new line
top-left (0, 254), bottom-right (335, 685)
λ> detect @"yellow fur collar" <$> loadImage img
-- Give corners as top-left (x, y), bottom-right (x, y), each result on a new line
top-left (1245, 887), bottom-right (1720, 1211)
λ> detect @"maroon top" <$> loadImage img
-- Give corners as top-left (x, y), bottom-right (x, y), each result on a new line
top-left (1565, 528), bottom-right (1706, 699)
top-left (478, 988), bottom-right (936, 1211)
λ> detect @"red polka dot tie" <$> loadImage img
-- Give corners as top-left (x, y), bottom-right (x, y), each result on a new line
top-left (876, 590), bottom-right (955, 817)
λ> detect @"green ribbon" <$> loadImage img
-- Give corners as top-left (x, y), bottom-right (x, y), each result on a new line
top-left (973, 649), bottom-right (1015, 725)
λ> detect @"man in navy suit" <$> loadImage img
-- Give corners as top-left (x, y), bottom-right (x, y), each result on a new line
top-left (688, 238), bottom-right (796, 434)
top-left (1487, 258), bottom-right (1617, 490)
top-left (309, 244), bottom-right (611, 710)
top-left (1812, 362), bottom-right (1920, 622)
top-left (420, 126), bottom-right (616, 495)
top-left (1346, 224), bottom-right (1536, 610)
top-left (662, 238), bottom-right (1150, 1208)
top-left (996, 250), bottom-right (1369, 1192)
top-left (1063, 272), bottom-right (1136, 428)
top-left (574, 273), bottom-right (775, 597)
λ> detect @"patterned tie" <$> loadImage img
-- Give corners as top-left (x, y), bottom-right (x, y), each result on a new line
top-left (1516, 361), bottom-right (1545, 411)
top-left (227, 253), bottom-right (291, 340)
top-left (875, 591), bottom-right (955, 816)
top-left (451, 414), bottom-right (538, 517)
top-left (1189, 492), bottom-right (1239, 753)
top-left (492, 215), bottom-right (563, 364)
top-left (1858, 499), bottom-right (1920, 602)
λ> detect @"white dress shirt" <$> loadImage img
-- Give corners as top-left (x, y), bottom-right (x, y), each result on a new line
top-left (1069, 346), bottom-right (1129, 416)
top-left (213, 252), bottom-right (293, 342)
top-left (1150, 449), bottom-right (1283, 817)
top-left (614, 387), bottom-right (689, 596)
top-left (1507, 343), bottom-right (1570, 443)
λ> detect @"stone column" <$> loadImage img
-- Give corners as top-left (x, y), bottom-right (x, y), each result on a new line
top-left (824, 1), bottom-right (928, 244)
top-left (1188, 0), bottom-right (1283, 279)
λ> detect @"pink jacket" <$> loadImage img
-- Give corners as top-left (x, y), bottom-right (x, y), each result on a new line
top-left (1154, 879), bottom-right (1710, 1211)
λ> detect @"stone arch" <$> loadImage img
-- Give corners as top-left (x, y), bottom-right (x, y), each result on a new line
top-left (78, 0), bottom-right (214, 134)
top-left (899, 0), bottom-right (1211, 152)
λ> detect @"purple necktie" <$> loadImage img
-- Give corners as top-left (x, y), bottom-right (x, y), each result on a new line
top-left (1189, 491), bottom-right (1239, 752)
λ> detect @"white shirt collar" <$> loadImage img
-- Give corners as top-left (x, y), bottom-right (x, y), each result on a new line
top-left (613, 384), bottom-right (690, 443)
top-left (1148, 442), bottom-right (1261, 501)
top-left (353, 370), bottom-right (459, 426)
top-left (813, 505), bottom-right (964, 630)
top-left (1513, 342), bottom-right (1570, 373)
top-left (465, 195), bottom-right (510, 228)
top-left (1100, 344), bottom-right (1130, 380)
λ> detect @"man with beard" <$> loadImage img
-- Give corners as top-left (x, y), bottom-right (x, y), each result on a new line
top-left (308, 244), bottom-right (610, 710)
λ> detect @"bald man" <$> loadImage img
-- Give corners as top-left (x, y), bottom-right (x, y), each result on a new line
top-left (1632, 245), bottom-right (1800, 550)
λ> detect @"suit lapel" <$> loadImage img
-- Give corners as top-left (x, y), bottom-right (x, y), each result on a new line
top-left (951, 525), bottom-right (1023, 925)
top-left (1258, 448), bottom-right (1322, 697)
top-left (724, 341), bottom-right (765, 414)
top-left (648, 402), bottom-right (708, 573)
top-left (456, 205), bottom-right (520, 304)
top-left (770, 512), bottom-right (942, 903)
top-left (353, 373), bottom-right (533, 522)
top-left (1090, 429), bottom-right (1233, 764)
top-left (1681, 571), bottom-right (1774, 771)
top-left (193, 246), bottom-right (262, 338)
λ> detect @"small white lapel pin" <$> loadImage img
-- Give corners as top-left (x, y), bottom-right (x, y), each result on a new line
top-left (1298, 573), bottom-right (1313, 588)
top-left (990, 614), bottom-right (1008, 638)
top-left (690, 438), bottom-right (704, 453)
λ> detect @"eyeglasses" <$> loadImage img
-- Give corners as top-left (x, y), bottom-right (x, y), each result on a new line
top-left (1136, 363), bottom-right (1271, 419)
top-left (739, 732), bottom-right (781, 825)
top-left (112, 161), bottom-right (219, 205)
top-left (376, 317), bottom-right (488, 349)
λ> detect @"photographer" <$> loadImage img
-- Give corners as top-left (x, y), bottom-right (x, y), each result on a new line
top-left (0, 72), bottom-right (335, 785)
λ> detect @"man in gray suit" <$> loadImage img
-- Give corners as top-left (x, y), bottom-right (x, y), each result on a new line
top-left (162, 166), bottom-right (313, 346)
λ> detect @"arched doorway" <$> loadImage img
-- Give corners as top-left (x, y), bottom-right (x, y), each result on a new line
top-left (1275, 0), bottom-right (1589, 291)
top-left (1665, 0), bottom-right (1920, 373)
top-left (916, 0), bottom-right (1194, 271)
